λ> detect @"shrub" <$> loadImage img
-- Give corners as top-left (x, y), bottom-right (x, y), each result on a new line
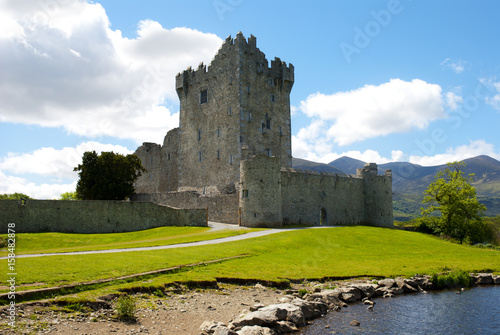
top-left (430, 269), bottom-right (474, 289)
top-left (298, 289), bottom-right (308, 297)
top-left (114, 295), bottom-right (137, 321)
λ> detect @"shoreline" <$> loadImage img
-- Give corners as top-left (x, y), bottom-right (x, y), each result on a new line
top-left (0, 273), bottom-right (499, 334)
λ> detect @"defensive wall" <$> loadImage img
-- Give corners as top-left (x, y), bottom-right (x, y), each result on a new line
top-left (239, 154), bottom-right (393, 228)
top-left (131, 192), bottom-right (239, 224)
top-left (0, 200), bottom-right (207, 234)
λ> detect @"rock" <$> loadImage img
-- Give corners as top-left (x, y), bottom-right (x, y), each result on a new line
top-left (493, 275), bottom-right (500, 284)
top-left (475, 273), bottom-right (493, 285)
top-left (237, 326), bottom-right (277, 335)
top-left (349, 320), bottom-right (361, 327)
top-left (304, 290), bottom-right (344, 308)
top-left (350, 283), bottom-right (377, 298)
top-left (378, 278), bottom-right (396, 288)
top-left (363, 300), bottom-right (375, 305)
top-left (200, 321), bottom-right (227, 334)
top-left (390, 287), bottom-right (404, 295)
top-left (214, 326), bottom-right (238, 335)
top-left (274, 321), bottom-right (298, 333)
top-left (260, 303), bottom-right (305, 327)
top-left (395, 278), bottom-right (419, 293)
top-left (291, 298), bottom-right (327, 320)
top-left (334, 287), bottom-right (363, 303)
top-left (250, 304), bottom-right (264, 312)
top-left (230, 310), bottom-right (279, 329)
top-left (254, 284), bottom-right (266, 289)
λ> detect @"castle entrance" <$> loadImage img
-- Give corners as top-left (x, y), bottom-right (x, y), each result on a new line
top-left (320, 208), bottom-right (328, 226)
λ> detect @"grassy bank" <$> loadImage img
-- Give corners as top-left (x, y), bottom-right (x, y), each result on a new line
top-left (0, 226), bottom-right (255, 256)
top-left (2, 226), bottom-right (498, 296)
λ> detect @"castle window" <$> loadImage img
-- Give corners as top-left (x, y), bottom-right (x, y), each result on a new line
top-left (261, 123), bottom-right (266, 132)
top-left (279, 126), bottom-right (283, 136)
top-left (240, 135), bottom-right (244, 143)
top-left (198, 151), bottom-right (202, 162)
top-left (270, 94), bottom-right (275, 102)
top-left (268, 79), bottom-right (275, 87)
top-left (200, 89), bottom-right (208, 104)
top-left (248, 112), bottom-right (252, 121)
top-left (216, 128), bottom-right (221, 137)
top-left (230, 77), bottom-right (233, 84)
top-left (228, 106), bottom-right (232, 115)
top-left (198, 129), bottom-right (202, 141)
top-left (266, 118), bottom-right (271, 129)
top-left (167, 153), bottom-right (171, 161)
top-left (247, 86), bottom-right (251, 94)
top-left (242, 189), bottom-right (249, 198)
top-left (217, 149), bottom-right (220, 159)
top-left (229, 154), bottom-right (233, 164)
top-left (265, 149), bottom-right (272, 157)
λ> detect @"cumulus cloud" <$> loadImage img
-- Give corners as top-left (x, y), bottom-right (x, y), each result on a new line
top-left (441, 58), bottom-right (466, 74)
top-left (298, 78), bottom-right (446, 147)
top-left (0, 141), bottom-right (133, 198)
top-left (409, 140), bottom-right (500, 166)
top-left (0, 0), bottom-right (222, 144)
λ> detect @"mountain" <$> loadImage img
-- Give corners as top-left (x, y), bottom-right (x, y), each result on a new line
top-left (295, 155), bottom-right (500, 220)
top-left (328, 156), bottom-right (366, 175)
top-left (292, 157), bottom-right (344, 174)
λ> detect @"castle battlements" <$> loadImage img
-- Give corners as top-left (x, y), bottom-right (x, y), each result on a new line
top-left (134, 32), bottom-right (392, 228)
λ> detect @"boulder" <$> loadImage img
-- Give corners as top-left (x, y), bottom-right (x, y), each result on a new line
top-left (304, 290), bottom-right (344, 308)
top-left (260, 303), bottom-right (305, 327)
top-left (395, 278), bottom-right (419, 293)
top-left (230, 310), bottom-right (280, 329)
top-left (475, 273), bottom-right (493, 285)
top-left (274, 321), bottom-right (298, 333)
top-left (237, 326), bottom-right (277, 335)
top-left (377, 278), bottom-right (396, 288)
top-left (493, 275), bottom-right (500, 285)
top-left (291, 298), bottom-right (327, 320)
top-left (350, 283), bottom-right (377, 298)
top-left (214, 326), bottom-right (238, 335)
top-left (201, 321), bottom-right (227, 334)
top-left (333, 287), bottom-right (363, 303)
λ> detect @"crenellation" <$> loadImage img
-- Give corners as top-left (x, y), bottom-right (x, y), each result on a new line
top-left (134, 32), bottom-right (392, 228)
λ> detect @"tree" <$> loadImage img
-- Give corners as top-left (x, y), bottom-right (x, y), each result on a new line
top-left (74, 151), bottom-right (147, 200)
top-left (0, 193), bottom-right (32, 200)
top-left (421, 161), bottom-right (487, 244)
top-left (59, 191), bottom-right (78, 200)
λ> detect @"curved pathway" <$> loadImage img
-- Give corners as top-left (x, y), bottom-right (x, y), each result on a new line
top-left (2, 223), bottom-right (333, 259)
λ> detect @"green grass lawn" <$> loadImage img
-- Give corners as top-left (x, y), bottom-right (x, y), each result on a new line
top-left (3, 226), bottom-right (498, 295)
top-left (0, 226), bottom-right (255, 255)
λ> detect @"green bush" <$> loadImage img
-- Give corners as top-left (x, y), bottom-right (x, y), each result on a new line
top-left (114, 295), bottom-right (137, 321)
top-left (430, 269), bottom-right (474, 289)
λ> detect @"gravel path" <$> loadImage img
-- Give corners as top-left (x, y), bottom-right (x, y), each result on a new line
top-left (2, 222), bottom-right (317, 259)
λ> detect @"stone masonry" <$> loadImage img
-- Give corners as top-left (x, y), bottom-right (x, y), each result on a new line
top-left (133, 32), bottom-right (393, 228)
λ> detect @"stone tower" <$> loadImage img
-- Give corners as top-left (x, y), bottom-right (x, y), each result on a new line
top-left (174, 32), bottom-right (294, 192)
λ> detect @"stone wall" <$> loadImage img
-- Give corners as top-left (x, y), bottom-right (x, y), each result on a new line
top-left (0, 199), bottom-right (207, 234)
top-left (131, 192), bottom-right (239, 224)
top-left (281, 170), bottom-right (366, 226)
top-left (238, 155), bottom-right (393, 227)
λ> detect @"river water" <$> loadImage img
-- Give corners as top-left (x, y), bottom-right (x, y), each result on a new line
top-left (300, 286), bottom-right (500, 335)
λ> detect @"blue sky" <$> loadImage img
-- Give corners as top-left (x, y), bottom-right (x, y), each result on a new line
top-left (1, 0), bottom-right (499, 198)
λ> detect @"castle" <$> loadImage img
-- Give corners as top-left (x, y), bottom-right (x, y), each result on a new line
top-left (132, 32), bottom-right (393, 228)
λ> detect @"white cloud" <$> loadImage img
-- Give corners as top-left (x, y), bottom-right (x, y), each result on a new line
top-left (0, 141), bottom-right (133, 198)
top-left (0, 170), bottom-right (77, 199)
top-left (445, 91), bottom-right (463, 111)
top-left (441, 58), bottom-right (466, 74)
top-left (409, 140), bottom-right (500, 166)
top-left (298, 78), bottom-right (446, 147)
top-left (0, 0), bottom-right (222, 144)
top-left (485, 81), bottom-right (500, 111)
